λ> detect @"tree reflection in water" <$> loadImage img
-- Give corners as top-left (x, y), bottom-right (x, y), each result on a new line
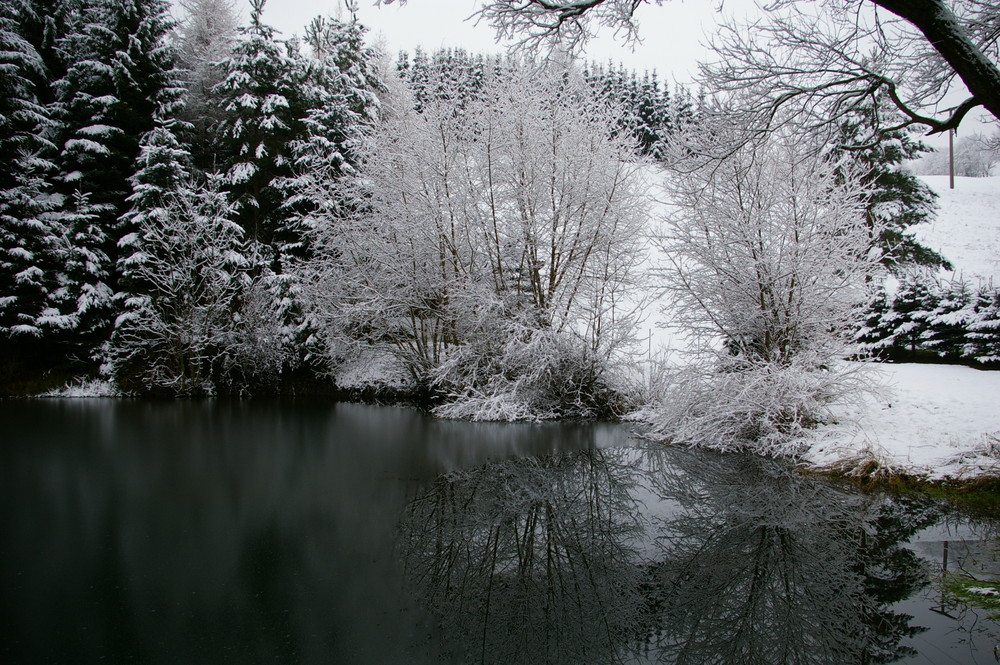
top-left (397, 450), bottom-right (649, 664)
top-left (397, 445), bottom-right (940, 665)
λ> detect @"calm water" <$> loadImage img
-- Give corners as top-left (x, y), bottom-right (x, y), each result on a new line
top-left (1, 399), bottom-right (997, 664)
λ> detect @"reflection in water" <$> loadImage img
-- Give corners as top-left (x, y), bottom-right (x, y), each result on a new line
top-left (397, 450), bottom-right (649, 664)
top-left (643, 448), bottom-right (938, 664)
top-left (0, 400), bottom-right (629, 664)
top-left (1, 400), bottom-right (994, 664)
top-left (398, 446), bottom-right (943, 664)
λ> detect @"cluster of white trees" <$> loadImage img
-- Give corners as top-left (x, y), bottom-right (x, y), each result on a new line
top-left (645, 125), bottom-right (883, 452)
top-left (914, 132), bottom-right (1000, 177)
top-left (301, 65), bottom-right (649, 419)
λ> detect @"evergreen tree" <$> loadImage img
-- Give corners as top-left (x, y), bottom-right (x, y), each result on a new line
top-left (922, 276), bottom-right (973, 359)
top-left (964, 284), bottom-right (1000, 364)
top-left (117, 119), bottom-right (193, 301)
top-left (0, 1), bottom-right (59, 338)
top-left (47, 0), bottom-right (181, 349)
top-left (854, 283), bottom-right (899, 358)
top-left (832, 97), bottom-right (950, 273)
top-left (886, 275), bottom-right (938, 359)
top-left (272, 15), bottom-right (384, 369)
top-left (212, 0), bottom-right (306, 249)
top-left (276, 15), bottom-right (381, 264)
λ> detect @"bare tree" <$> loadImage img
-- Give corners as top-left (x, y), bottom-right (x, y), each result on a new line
top-left (378, 0), bottom-right (1000, 140)
top-left (646, 123), bottom-right (882, 452)
top-left (701, 1), bottom-right (1000, 143)
top-left (301, 63), bottom-right (649, 418)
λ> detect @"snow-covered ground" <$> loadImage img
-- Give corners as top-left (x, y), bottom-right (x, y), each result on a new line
top-left (798, 176), bottom-right (1000, 481)
top-left (800, 362), bottom-right (1000, 481)
top-left (914, 175), bottom-right (1000, 284)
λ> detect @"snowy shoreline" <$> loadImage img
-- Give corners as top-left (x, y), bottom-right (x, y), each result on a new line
top-left (38, 360), bottom-right (1000, 484)
top-left (792, 176), bottom-right (1000, 483)
top-left (797, 362), bottom-right (1000, 483)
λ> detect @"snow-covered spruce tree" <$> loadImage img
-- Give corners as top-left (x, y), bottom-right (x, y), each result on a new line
top-left (211, 0), bottom-right (306, 252)
top-left (303, 63), bottom-right (648, 419)
top-left (275, 15), bottom-right (382, 266)
top-left (853, 282), bottom-right (900, 359)
top-left (115, 118), bottom-right (192, 309)
top-left (964, 283), bottom-right (1000, 364)
top-left (46, 0), bottom-right (180, 353)
top-left (830, 97), bottom-right (950, 273)
top-left (111, 174), bottom-right (284, 395)
top-left (0, 2), bottom-right (60, 341)
top-left (884, 274), bottom-right (938, 359)
top-left (649, 124), bottom-right (882, 454)
top-left (267, 16), bottom-right (385, 373)
top-left (922, 275), bottom-right (973, 359)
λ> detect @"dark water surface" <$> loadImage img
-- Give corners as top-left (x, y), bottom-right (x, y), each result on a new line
top-left (1, 399), bottom-right (997, 664)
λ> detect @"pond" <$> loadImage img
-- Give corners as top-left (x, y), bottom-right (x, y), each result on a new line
top-left (1, 400), bottom-right (997, 664)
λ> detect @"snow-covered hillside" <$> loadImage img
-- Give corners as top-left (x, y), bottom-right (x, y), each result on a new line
top-left (800, 175), bottom-right (1000, 481)
top-left (915, 175), bottom-right (1000, 284)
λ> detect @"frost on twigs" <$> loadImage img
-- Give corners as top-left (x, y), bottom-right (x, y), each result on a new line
top-left (300, 62), bottom-right (648, 419)
top-left (642, 121), bottom-right (884, 455)
top-left (109, 176), bottom-right (287, 396)
top-left (645, 355), bottom-right (875, 458)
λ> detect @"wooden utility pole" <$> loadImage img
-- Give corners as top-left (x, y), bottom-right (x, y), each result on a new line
top-left (949, 129), bottom-right (955, 189)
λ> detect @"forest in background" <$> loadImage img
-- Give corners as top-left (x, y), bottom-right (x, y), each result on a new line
top-left (0, 0), bottom-right (699, 399)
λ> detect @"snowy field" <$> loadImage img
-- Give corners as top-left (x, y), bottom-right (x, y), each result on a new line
top-left (798, 176), bottom-right (1000, 481)
top-left (800, 362), bottom-right (1000, 481)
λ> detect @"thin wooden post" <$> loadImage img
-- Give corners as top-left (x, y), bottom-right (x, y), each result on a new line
top-left (949, 129), bottom-right (955, 189)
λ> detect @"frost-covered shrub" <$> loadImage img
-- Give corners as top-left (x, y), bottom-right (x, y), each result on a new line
top-left (646, 355), bottom-right (871, 457)
top-left (431, 306), bottom-right (630, 421)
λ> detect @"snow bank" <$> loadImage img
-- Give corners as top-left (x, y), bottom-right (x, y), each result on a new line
top-left (800, 362), bottom-right (1000, 481)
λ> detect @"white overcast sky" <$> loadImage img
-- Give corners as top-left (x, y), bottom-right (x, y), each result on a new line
top-left (229, 0), bottom-right (992, 145)
top-left (254, 0), bottom-right (759, 83)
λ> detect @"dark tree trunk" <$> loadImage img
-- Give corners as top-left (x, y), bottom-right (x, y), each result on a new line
top-left (873, 0), bottom-right (1000, 130)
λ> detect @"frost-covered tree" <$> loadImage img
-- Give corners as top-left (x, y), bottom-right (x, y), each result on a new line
top-left (657, 129), bottom-right (877, 366)
top-left (303, 64), bottom-right (648, 419)
top-left (211, 0), bottom-right (306, 250)
top-left (173, 0), bottom-right (238, 171)
top-left (111, 174), bottom-right (284, 395)
top-left (649, 124), bottom-right (881, 452)
top-left (915, 132), bottom-right (1000, 177)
